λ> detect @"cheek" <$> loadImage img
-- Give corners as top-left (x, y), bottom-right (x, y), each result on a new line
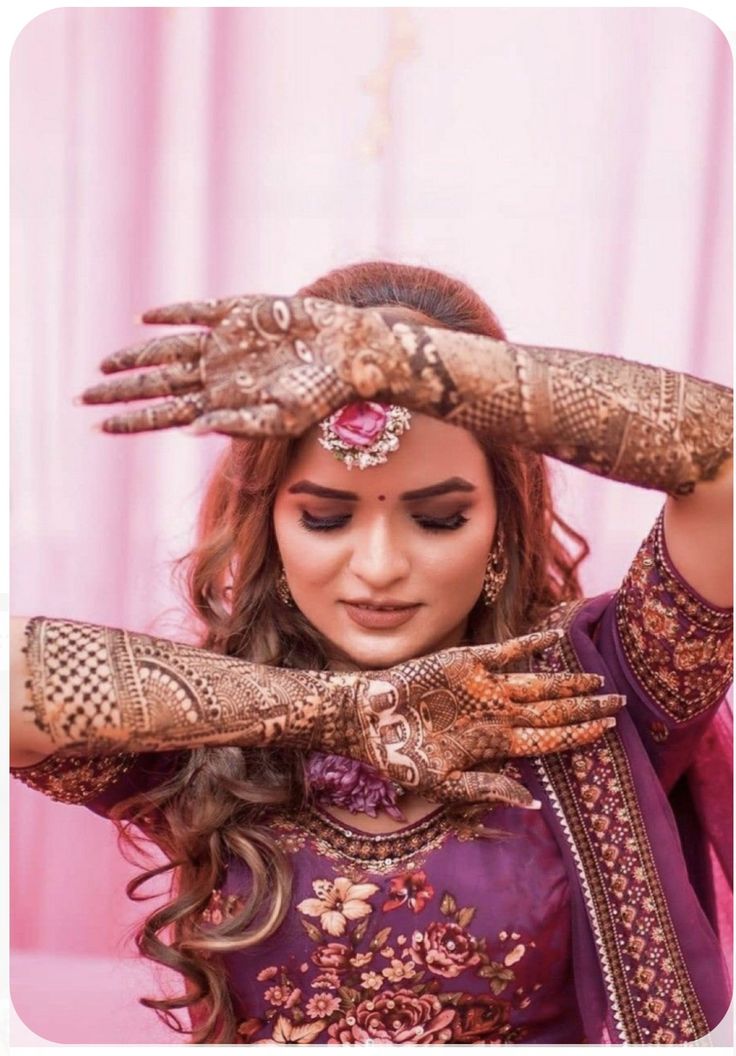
top-left (273, 515), bottom-right (340, 586)
top-left (420, 523), bottom-right (493, 584)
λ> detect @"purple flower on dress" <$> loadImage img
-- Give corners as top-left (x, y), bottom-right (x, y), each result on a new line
top-left (305, 751), bottom-right (406, 821)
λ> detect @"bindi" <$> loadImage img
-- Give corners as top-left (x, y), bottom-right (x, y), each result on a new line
top-left (377, 494), bottom-right (386, 501)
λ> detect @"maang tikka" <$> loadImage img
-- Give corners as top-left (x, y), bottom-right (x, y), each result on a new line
top-left (319, 401), bottom-right (412, 470)
top-left (482, 525), bottom-right (508, 607)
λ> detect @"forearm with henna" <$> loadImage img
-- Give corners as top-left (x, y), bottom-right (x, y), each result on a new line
top-left (19, 618), bottom-right (621, 807)
top-left (377, 324), bottom-right (733, 497)
top-left (82, 296), bottom-right (731, 498)
top-left (20, 616), bottom-right (358, 757)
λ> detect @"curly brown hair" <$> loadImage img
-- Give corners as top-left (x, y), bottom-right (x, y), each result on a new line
top-left (108, 261), bottom-right (589, 1043)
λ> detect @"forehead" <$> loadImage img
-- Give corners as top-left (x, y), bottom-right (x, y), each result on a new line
top-left (282, 412), bottom-right (493, 495)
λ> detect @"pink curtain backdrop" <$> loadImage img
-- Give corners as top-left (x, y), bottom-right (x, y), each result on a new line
top-left (9, 7), bottom-right (732, 1045)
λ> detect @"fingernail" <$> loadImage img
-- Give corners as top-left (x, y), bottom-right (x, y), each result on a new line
top-left (72, 395), bottom-right (84, 406)
top-left (528, 799), bottom-right (542, 810)
top-left (604, 717), bottom-right (617, 728)
top-left (133, 314), bottom-right (143, 325)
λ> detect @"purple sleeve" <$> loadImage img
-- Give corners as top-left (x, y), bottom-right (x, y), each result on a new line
top-left (9, 749), bottom-right (189, 819)
top-left (595, 507), bottom-right (733, 793)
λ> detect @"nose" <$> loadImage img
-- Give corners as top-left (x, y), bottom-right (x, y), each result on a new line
top-left (347, 520), bottom-right (411, 588)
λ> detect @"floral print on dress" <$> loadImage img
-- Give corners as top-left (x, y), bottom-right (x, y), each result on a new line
top-left (297, 877), bottom-right (379, 937)
top-left (227, 866), bottom-right (536, 1043)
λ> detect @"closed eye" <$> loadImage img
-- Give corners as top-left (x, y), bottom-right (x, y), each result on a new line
top-left (298, 513), bottom-right (350, 532)
top-left (298, 512), bottom-right (469, 533)
top-left (417, 513), bottom-right (469, 532)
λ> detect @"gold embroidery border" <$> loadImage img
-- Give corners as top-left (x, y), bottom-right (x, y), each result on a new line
top-left (271, 806), bottom-right (454, 875)
top-left (9, 750), bottom-right (136, 804)
top-left (531, 603), bottom-right (709, 1044)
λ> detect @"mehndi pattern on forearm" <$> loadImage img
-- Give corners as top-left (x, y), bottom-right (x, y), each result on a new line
top-left (83, 294), bottom-right (732, 498)
top-left (21, 616), bottom-right (361, 756)
top-left (20, 617), bottom-right (622, 811)
top-left (391, 324), bottom-right (733, 496)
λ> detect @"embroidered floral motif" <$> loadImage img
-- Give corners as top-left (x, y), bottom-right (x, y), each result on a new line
top-left (234, 870), bottom-right (535, 1043)
top-left (616, 509), bottom-right (733, 722)
top-left (410, 920), bottom-right (481, 977)
top-left (328, 988), bottom-right (455, 1043)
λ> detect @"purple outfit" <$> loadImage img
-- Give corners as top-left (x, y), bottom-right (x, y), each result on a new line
top-left (11, 510), bottom-right (733, 1044)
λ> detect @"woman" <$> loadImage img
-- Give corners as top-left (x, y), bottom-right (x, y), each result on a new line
top-left (10, 262), bottom-right (732, 1044)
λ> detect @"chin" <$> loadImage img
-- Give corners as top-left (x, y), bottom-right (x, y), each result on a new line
top-left (331, 631), bottom-right (444, 671)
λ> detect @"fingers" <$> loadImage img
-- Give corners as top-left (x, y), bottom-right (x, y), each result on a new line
top-left (186, 404), bottom-right (298, 438)
top-left (141, 297), bottom-right (242, 326)
top-left (99, 333), bottom-right (206, 374)
top-left (429, 770), bottom-right (540, 810)
top-left (501, 671), bottom-right (604, 703)
top-left (469, 628), bottom-right (563, 669)
top-left (506, 693), bottom-right (624, 727)
top-left (98, 392), bottom-right (207, 433)
top-left (504, 715), bottom-right (618, 756)
top-left (82, 361), bottom-right (202, 405)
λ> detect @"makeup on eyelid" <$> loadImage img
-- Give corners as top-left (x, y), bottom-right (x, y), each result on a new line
top-left (298, 509), bottom-right (471, 533)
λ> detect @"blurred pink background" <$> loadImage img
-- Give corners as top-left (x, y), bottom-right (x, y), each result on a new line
top-left (9, 6), bottom-right (732, 1045)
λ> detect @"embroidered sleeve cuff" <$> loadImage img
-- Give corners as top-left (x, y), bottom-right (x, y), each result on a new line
top-left (615, 508), bottom-right (733, 723)
top-left (10, 751), bottom-right (137, 805)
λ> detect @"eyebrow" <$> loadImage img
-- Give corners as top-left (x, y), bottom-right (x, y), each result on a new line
top-left (286, 476), bottom-right (477, 501)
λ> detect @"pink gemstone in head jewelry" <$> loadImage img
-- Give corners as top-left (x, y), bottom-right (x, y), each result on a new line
top-left (318, 401), bottom-right (412, 470)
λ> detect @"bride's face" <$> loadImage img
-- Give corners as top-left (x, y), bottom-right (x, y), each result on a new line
top-left (273, 410), bottom-right (498, 671)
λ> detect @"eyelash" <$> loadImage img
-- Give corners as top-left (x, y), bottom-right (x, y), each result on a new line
top-left (298, 512), bottom-right (470, 533)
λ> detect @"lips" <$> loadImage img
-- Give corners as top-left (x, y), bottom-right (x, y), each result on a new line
top-left (342, 602), bottom-right (421, 630)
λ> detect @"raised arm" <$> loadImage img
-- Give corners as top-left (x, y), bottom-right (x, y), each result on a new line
top-left (82, 294), bottom-right (731, 603)
top-left (393, 324), bottom-right (732, 607)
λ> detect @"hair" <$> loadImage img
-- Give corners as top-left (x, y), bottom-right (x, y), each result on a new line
top-left (109, 261), bottom-right (590, 1043)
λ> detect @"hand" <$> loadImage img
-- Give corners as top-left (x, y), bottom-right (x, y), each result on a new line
top-left (320, 629), bottom-right (624, 809)
top-left (81, 295), bottom-right (412, 436)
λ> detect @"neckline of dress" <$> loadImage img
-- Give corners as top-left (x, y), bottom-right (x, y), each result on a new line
top-left (311, 802), bottom-right (448, 840)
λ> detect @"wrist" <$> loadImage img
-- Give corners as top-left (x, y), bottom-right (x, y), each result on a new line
top-left (309, 671), bottom-right (383, 766)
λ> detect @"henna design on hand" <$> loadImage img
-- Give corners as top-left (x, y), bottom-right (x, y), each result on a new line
top-left (83, 295), bottom-right (731, 496)
top-left (342, 634), bottom-right (623, 803)
top-left (81, 296), bottom-right (410, 436)
top-left (21, 619), bottom-right (621, 814)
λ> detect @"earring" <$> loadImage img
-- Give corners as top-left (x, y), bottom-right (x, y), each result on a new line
top-left (276, 566), bottom-right (295, 607)
top-left (482, 526), bottom-right (508, 607)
